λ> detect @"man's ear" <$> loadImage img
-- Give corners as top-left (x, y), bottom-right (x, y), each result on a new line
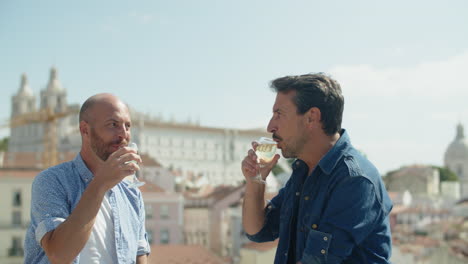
top-left (306, 107), bottom-right (321, 128)
top-left (79, 120), bottom-right (89, 137)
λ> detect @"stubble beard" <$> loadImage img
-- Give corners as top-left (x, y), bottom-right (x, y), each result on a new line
top-left (277, 122), bottom-right (308, 159)
top-left (90, 127), bottom-right (115, 161)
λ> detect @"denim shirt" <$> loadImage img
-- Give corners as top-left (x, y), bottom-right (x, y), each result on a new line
top-left (247, 130), bottom-right (393, 264)
top-left (24, 154), bottom-right (150, 264)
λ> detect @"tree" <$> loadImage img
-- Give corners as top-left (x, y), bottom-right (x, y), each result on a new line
top-left (0, 137), bottom-right (8, 151)
top-left (271, 158), bottom-right (295, 176)
top-left (433, 166), bottom-right (459, 182)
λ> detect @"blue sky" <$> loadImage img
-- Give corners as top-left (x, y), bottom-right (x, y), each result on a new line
top-left (1, 0), bottom-right (467, 174)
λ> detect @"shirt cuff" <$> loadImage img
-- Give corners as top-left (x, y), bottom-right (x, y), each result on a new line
top-left (137, 239), bottom-right (151, 256)
top-left (35, 217), bottom-right (66, 245)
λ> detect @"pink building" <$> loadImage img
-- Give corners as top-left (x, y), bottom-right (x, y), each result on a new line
top-left (139, 154), bottom-right (185, 245)
top-left (141, 183), bottom-right (185, 245)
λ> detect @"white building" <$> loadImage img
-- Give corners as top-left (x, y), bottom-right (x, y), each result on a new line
top-left (8, 68), bottom-right (290, 186)
top-left (0, 168), bottom-right (38, 264)
top-left (444, 123), bottom-right (468, 198)
top-left (9, 68), bottom-right (79, 154)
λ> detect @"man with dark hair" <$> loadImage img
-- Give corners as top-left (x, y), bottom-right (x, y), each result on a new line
top-left (241, 73), bottom-right (392, 263)
top-left (24, 93), bottom-right (150, 263)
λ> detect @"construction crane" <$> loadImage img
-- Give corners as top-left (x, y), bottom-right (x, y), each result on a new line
top-left (3, 106), bottom-right (79, 168)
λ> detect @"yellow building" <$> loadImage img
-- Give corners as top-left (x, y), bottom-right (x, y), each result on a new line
top-left (0, 168), bottom-right (38, 264)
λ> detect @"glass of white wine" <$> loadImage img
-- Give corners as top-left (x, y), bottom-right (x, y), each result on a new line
top-left (124, 142), bottom-right (145, 188)
top-left (252, 137), bottom-right (277, 184)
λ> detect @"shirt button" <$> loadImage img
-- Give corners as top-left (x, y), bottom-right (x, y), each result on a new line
top-left (284, 252), bottom-right (288, 256)
top-left (295, 192), bottom-right (300, 196)
top-left (323, 237), bottom-right (328, 241)
top-left (321, 249), bottom-right (326, 254)
top-left (296, 161), bottom-right (300, 166)
top-left (304, 196), bottom-right (309, 201)
top-left (312, 224), bottom-right (317, 229)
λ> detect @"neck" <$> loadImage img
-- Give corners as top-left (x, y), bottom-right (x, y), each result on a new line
top-left (299, 132), bottom-right (340, 175)
top-left (80, 146), bottom-right (100, 174)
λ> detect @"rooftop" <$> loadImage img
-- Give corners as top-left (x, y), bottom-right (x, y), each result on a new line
top-left (148, 245), bottom-right (226, 264)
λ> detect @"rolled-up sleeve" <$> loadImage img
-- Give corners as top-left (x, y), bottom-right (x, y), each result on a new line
top-left (137, 192), bottom-right (151, 256)
top-left (245, 184), bottom-right (288, 243)
top-left (301, 177), bottom-right (382, 263)
top-left (31, 171), bottom-right (71, 246)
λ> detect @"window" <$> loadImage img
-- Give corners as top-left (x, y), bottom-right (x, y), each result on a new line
top-left (12, 211), bottom-right (21, 226)
top-left (13, 190), bottom-right (22, 207)
top-left (160, 229), bottom-right (170, 244)
top-left (457, 165), bottom-right (463, 177)
top-left (160, 205), bottom-right (169, 219)
top-left (8, 237), bottom-right (23, 257)
top-left (145, 204), bottom-right (153, 219)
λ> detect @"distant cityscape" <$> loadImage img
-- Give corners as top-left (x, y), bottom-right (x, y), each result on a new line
top-left (0, 68), bottom-right (467, 263)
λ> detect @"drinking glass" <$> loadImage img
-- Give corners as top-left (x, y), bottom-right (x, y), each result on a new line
top-left (251, 137), bottom-right (277, 184)
top-left (125, 142), bottom-right (145, 188)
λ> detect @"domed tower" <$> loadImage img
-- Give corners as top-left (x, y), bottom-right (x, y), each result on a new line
top-left (11, 73), bottom-right (36, 117)
top-left (40, 67), bottom-right (67, 113)
top-left (9, 73), bottom-right (40, 152)
top-left (444, 123), bottom-right (468, 198)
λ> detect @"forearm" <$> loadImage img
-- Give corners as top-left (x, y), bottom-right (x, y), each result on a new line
top-left (137, 254), bottom-right (148, 264)
top-left (242, 181), bottom-right (266, 235)
top-left (42, 181), bottom-right (107, 263)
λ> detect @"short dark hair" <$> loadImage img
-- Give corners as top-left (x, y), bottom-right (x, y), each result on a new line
top-left (270, 73), bottom-right (344, 135)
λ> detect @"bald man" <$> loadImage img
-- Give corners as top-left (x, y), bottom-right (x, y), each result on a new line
top-left (24, 94), bottom-right (150, 264)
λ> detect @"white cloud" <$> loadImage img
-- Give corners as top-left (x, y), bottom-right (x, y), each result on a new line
top-left (329, 50), bottom-right (468, 174)
top-left (331, 50), bottom-right (468, 98)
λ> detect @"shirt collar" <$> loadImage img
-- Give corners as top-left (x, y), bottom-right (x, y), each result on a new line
top-left (73, 153), bottom-right (94, 183)
top-left (318, 129), bottom-right (352, 175)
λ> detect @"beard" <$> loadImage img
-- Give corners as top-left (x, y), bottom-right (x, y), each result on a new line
top-left (274, 125), bottom-right (308, 159)
top-left (90, 127), bottom-right (126, 161)
top-left (280, 137), bottom-right (306, 158)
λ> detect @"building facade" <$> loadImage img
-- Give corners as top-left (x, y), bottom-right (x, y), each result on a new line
top-left (444, 123), bottom-right (468, 198)
top-left (8, 68), bottom-right (289, 186)
top-left (0, 169), bottom-right (38, 264)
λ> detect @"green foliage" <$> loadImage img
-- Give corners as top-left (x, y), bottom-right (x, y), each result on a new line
top-left (383, 168), bottom-right (399, 187)
top-left (271, 164), bottom-right (284, 175)
top-left (271, 158), bottom-right (296, 176)
top-left (433, 166), bottom-right (459, 182)
top-left (0, 137), bottom-right (8, 151)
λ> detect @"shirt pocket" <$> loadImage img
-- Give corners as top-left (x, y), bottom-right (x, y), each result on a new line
top-left (301, 228), bottom-right (333, 263)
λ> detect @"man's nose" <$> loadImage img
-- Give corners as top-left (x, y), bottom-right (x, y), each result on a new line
top-left (267, 118), bottom-right (276, 133)
top-left (117, 124), bottom-right (130, 139)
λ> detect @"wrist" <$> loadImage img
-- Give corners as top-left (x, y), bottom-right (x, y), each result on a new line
top-left (87, 179), bottom-right (109, 197)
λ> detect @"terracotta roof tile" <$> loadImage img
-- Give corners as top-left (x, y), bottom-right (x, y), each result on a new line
top-left (148, 245), bottom-right (226, 264)
top-left (0, 168), bottom-right (41, 179)
top-left (139, 182), bottom-right (166, 193)
top-left (2, 151), bottom-right (76, 169)
top-left (140, 153), bottom-right (162, 167)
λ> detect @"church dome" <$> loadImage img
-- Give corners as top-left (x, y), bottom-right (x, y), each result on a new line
top-left (444, 123), bottom-right (468, 164)
top-left (17, 73), bottom-right (34, 97)
top-left (45, 67), bottom-right (64, 91)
